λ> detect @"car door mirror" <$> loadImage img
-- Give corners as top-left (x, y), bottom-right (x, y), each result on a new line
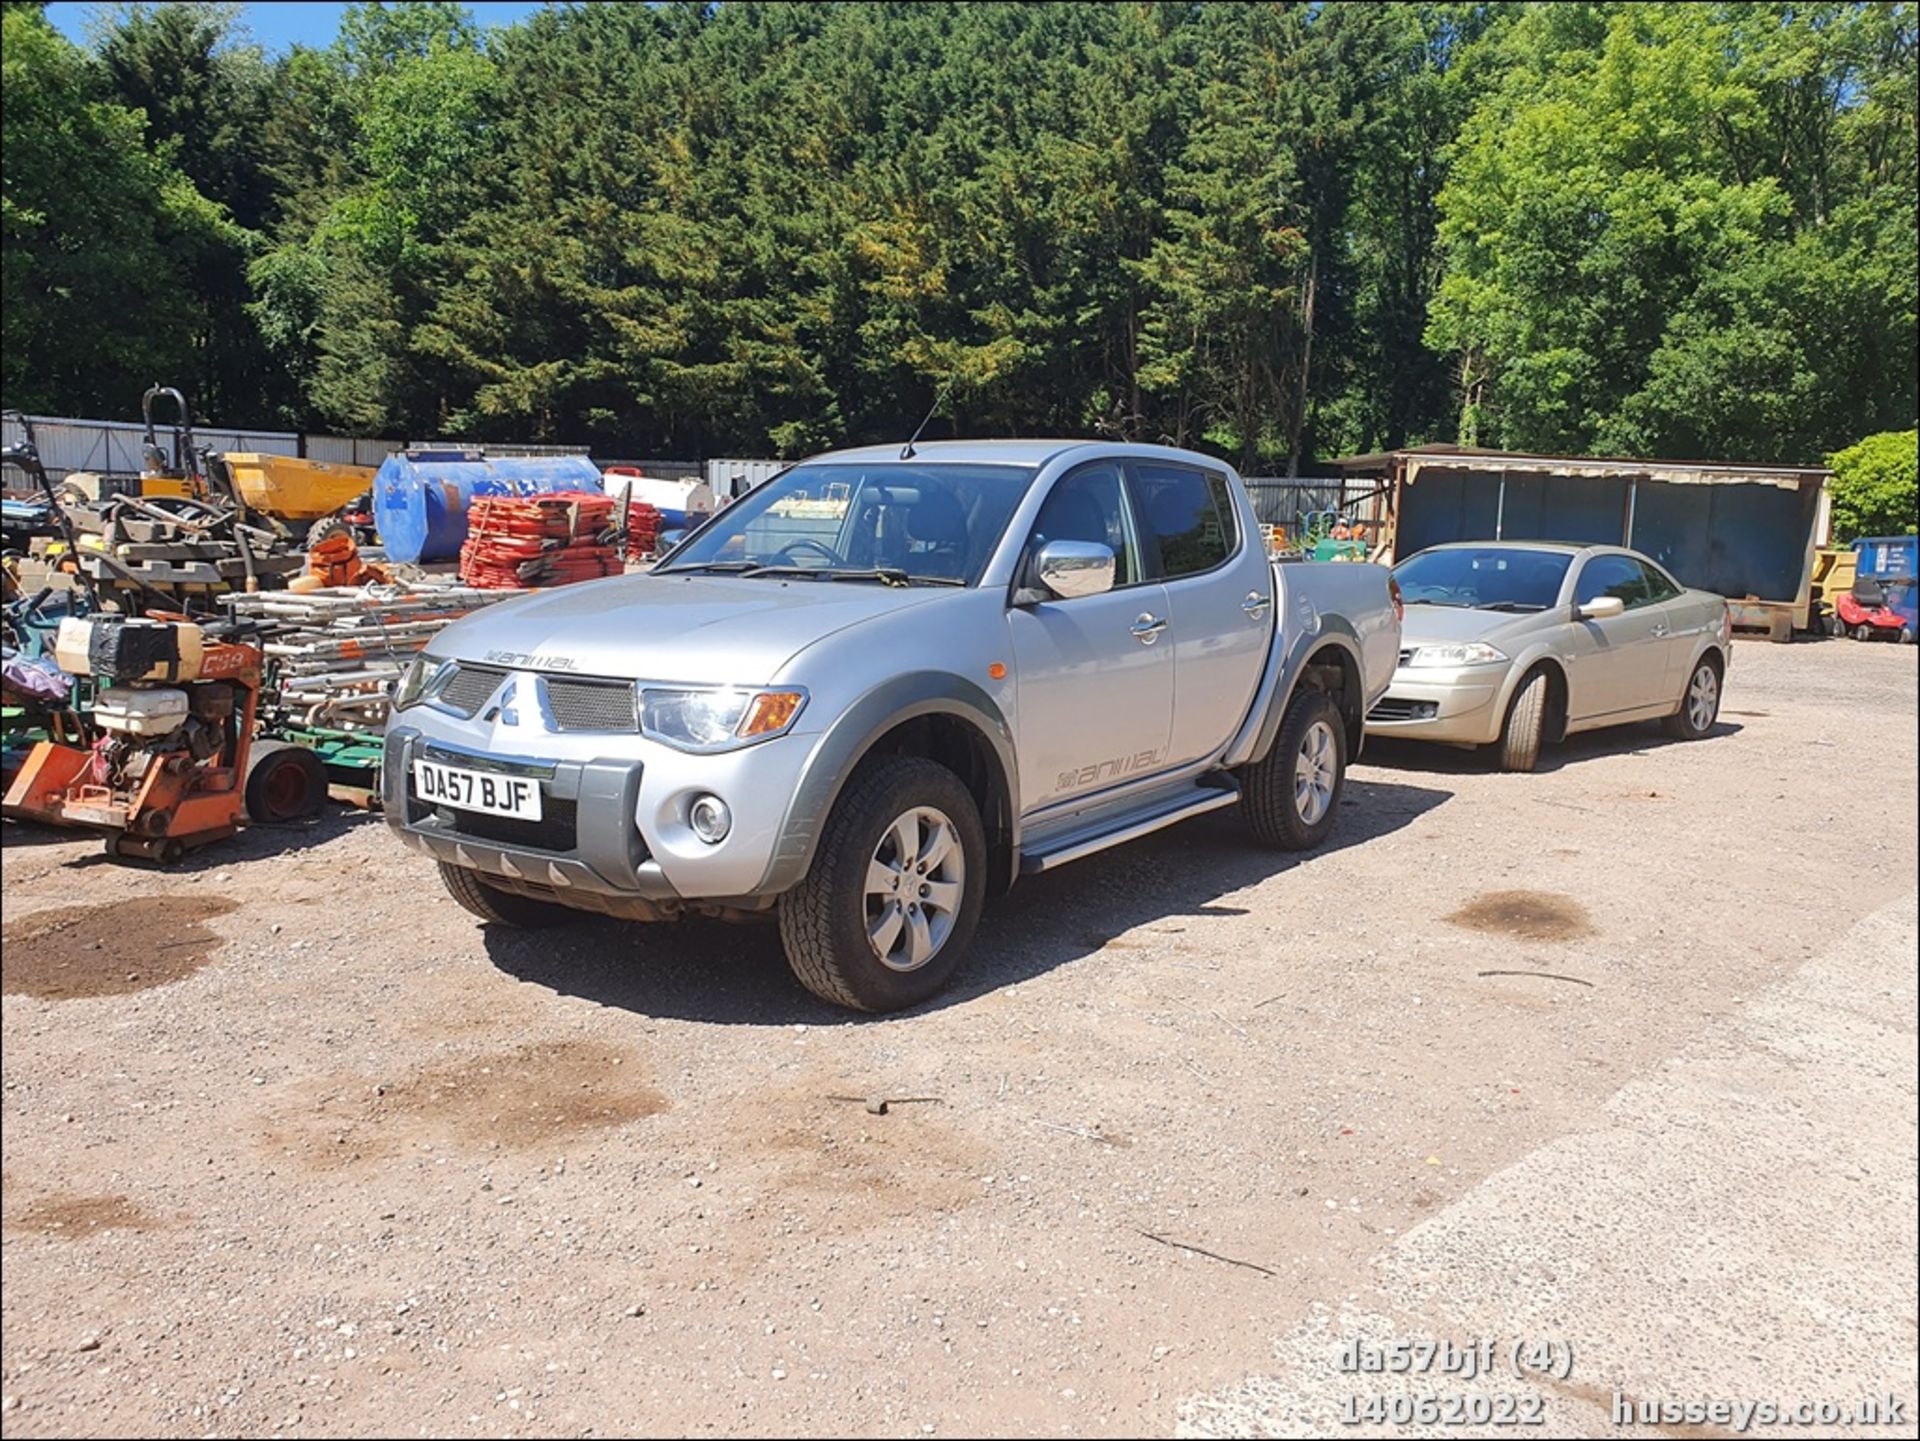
top-left (1578, 595), bottom-right (1626, 620)
top-left (1031, 540), bottom-right (1115, 600)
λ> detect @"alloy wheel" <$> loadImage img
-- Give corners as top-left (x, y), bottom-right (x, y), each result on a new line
top-left (865, 806), bottom-right (965, 972)
top-left (1688, 664), bottom-right (1719, 732)
top-left (1294, 719), bottom-right (1337, 826)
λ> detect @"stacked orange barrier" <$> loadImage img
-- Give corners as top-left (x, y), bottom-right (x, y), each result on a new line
top-left (305, 530), bottom-right (388, 589)
top-left (458, 493), bottom-right (663, 589)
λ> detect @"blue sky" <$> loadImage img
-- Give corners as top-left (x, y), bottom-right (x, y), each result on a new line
top-left (45, 2), bottom-right (549, 54)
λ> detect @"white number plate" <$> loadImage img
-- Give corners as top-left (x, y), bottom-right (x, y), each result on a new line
top-left (413, 760), bottom-right (543, 821)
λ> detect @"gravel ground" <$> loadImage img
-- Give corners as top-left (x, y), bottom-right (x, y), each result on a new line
top-left (2, 637), bottom-right (1914, 1437)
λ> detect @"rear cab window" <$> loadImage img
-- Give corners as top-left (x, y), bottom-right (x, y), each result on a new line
top-left (1126, 462), bottom-right (1238, 579)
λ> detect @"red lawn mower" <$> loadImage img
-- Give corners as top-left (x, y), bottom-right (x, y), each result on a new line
top-left (1833, 575), bottom-right (1918, 644)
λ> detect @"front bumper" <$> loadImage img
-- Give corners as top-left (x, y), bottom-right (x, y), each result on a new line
top-left (385, 727), bottom-right (680, 904)
top-left (384, 707), bottom-right (820, 904)
top-left (1362, 663), bottom-right (1512, 746)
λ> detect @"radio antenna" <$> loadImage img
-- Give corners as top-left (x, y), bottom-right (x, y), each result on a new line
top-left (900, 380), bottom-right (953, 460)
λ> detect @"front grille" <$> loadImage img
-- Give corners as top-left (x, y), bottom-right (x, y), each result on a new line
top-left (544, 676), bottom-right (638, 732)
top-left (1368, 697), bottom-right (1439, 723)
top-left (436, 663), bottom-right (505, 717)
top-left (408, 793), bottom-right (579, 853)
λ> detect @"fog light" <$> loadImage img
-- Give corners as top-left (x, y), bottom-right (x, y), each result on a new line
top-left (688, 794), bottom-right (731, 844)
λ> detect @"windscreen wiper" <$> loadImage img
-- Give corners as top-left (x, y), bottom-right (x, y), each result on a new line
top-left (1479, 601), bottom-right (1548, 612)
top-left (735, 564), bottom-right (846, 580)
top-left (660, 561), bottom-right (759, 574)
top-left (821, 568), bottom-right (963, 587)
top-left (736, 565), bottom-right (963, 587)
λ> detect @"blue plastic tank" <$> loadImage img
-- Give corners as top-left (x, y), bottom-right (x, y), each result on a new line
top-left (372, 450), bottom-right (604, 563)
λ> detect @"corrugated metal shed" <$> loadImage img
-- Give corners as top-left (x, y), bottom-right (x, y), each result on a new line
top-left (1332, 444), bottom-right (1834, 639)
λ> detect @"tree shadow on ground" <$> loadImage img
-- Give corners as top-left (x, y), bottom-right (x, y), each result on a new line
top-left (481, 775), bottom-right (1453, 1026)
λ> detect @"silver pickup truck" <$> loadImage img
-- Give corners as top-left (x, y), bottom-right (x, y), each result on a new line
top-left (383, 440), bottom-right (1401, 1010)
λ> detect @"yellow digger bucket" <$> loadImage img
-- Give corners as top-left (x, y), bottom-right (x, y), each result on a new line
top-left (223, 453), bottom-right (375, 523)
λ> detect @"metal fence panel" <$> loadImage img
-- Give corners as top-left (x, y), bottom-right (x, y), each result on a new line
top-left (419, 439), bottom-right (584, 458)
top-left (301, 434), bottom-right (357, 465)
top-left (199, 426), bottom-right (301, 457)
top-left (705, 458), bottom-right (786, 495)
top-left (601, 457), bottom-right (704, 482)
top-left (1, 411), bottom-right (300, 480)
top-left (6, 409), bottom-right (777, 503)
top-left (1241, 477), bottom-right (1351, 526)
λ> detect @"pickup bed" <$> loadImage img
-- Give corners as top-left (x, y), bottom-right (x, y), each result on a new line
top-left (383, 440), bottom-right (1401, 1010)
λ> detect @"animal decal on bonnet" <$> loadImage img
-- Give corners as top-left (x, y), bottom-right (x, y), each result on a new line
top-left (1055, 748), bottom-right (1165, 795)
top-left (484, 650), bottom-right (578, 671)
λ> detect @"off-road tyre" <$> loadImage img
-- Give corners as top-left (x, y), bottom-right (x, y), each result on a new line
top-left (304, 514), bottom-right (354, 552)
top-left (1242, 688), bottom-right (1347, 850)
top-left (778, 755), bottom-right (986, 1012)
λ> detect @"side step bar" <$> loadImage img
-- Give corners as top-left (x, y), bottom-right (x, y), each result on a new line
top-left (1019, 783), bottom-right (1240, 875)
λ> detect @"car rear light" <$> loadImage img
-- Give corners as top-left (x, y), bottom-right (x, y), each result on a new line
top-left (1388, 576), bottom-right (1405, 624)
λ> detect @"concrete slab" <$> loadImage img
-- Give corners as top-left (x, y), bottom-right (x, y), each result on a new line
top-left (1179, 892), bottom-right (1919, 1439)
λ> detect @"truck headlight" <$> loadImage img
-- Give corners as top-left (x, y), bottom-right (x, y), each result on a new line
top-left (640, 687), bottom-right (807, 751)
top-left (393, 653), bottom-right (455, 709)
top-left (1405, 642), bottom-right (1508, 668)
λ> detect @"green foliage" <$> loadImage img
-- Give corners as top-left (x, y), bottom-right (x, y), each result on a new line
top-left (1827, 429), bottom-right (1919, 540)
top-left (1, 4), bottom-right (233, 415)
top-left (91, 2), bottom-right (286, 421)
top-left (1, 0), bottom-right (1914, 468)
top-left (1429, 1), bottom-right (1917, 464)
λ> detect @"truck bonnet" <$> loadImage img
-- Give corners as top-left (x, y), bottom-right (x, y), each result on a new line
top-left (425, 570), bottom-right (952, 685)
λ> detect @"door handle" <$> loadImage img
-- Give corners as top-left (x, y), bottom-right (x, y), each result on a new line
top-left (1130, 613), bottom-right (1169, 644)
top-left (1650, 624), bottom-right (1670, 637)
top-left (1242, 591), bottom-right (1272, 620)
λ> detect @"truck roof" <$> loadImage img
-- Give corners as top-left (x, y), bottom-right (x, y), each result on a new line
top-left (807, 438), bottom-right (1225, 468)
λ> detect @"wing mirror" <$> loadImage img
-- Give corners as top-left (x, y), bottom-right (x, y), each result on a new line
top-left (1578, 596), bottom-right (1626, 620)
top-left (1029, 540), bottom-right (1115, 601)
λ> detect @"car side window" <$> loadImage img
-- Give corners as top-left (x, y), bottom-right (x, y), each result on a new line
top-left (1027, 464), bottom-right (1137, 589)
top-left (1127, 463), bottom-right (1237, 578)
top-left (1574, 555), bottom-right (1649, 608)
top-left (1635, 560), bottom-right (1680, 604)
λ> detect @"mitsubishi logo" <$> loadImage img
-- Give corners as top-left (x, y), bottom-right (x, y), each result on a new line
top-left (484, 679), bottom-right (521, 727)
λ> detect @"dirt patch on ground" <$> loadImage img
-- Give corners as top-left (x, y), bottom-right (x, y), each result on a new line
top-left (1447, 889), bottom-right (1594, 942)
top-left (758, 1108), bottom-right (988, 1220)
top-left (2, 1190), bottom-right (173, 1237)
top-left (1, 896), bottom-right (239, 999)
top-left (261, 1039), bottom-right (667, 1169)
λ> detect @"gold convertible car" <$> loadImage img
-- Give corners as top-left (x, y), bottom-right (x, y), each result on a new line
top-left (1365, 541), bottom-right (1732, 771)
